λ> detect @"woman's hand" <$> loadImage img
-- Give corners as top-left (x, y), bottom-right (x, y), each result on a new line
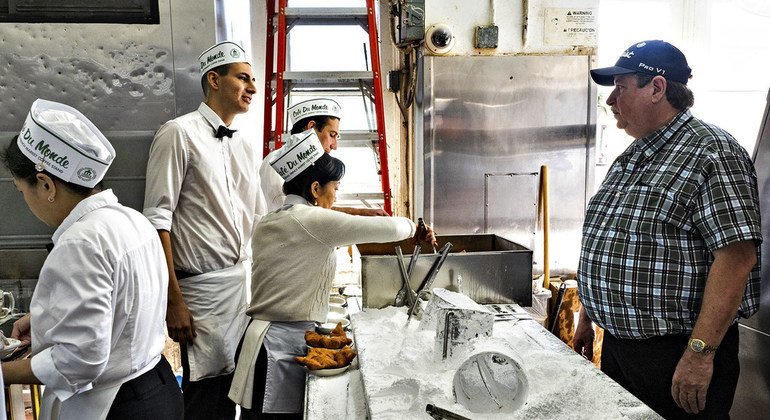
top-left (415, 219), bottom-right (438, 249)
top-left (11, 313), bottom-right (32, 346)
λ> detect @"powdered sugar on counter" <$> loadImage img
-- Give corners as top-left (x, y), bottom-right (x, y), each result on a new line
top-left (349, 306), bottom-right (661, 420)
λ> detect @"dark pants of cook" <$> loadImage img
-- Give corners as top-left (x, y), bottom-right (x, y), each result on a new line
top-left (234, 330), bottom-right (303, 420)
top-left (106, 356), bottom-right (183, 420)
top-left (601, 323), bottom-right (739, 420)
top-left (181, 344), bottom-right (237, 420)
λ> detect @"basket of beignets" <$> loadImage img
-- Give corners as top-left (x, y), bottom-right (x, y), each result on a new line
top-left (295, 322), bottom-right (357, 375)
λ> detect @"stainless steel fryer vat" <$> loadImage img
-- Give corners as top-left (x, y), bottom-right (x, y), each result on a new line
top-left (357, 234), bottom-right (533, 308)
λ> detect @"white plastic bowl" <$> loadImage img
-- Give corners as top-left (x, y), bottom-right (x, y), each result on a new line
top-left (327, 306), bottom-right (346, 317)
top-left (316, 319), bottom-right (350, 334)
top-left (306, 364), bottom-right (349, 377)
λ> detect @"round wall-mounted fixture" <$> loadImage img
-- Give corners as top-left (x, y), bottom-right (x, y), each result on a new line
top-left (425, 24), bottom-right (455, 55)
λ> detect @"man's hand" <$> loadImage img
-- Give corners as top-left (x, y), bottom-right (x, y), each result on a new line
top-left (166, 299), bottom-right (197, 346)
top-left (671, 350), bottom-right (714, 414)
top-left (669, 240), bottom-right (755, 414)
top-left (11, 313), bottom-right (31, 346)
top-left (573, 307), bottom-right (594, 361)
top-left (157, 230), bottom-right (197, 346)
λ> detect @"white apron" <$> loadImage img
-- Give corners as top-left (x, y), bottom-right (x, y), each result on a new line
top-left (229, 319), bottom-right (271, 409)
top-left (229, 321), bottom-right (312, 413)
top-left (181, 261), bottom-right (250, 381)
top-left (38, 355), bottom-right (159, 420)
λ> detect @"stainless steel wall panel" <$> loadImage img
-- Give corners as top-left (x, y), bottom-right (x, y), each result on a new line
top-left (170, 0), bottom-right (216, 116)
top-left (0, 18), bottom-right (175, 131)
top-left (485, 172), bottom-right (539, 251)
top-left (0, 0), bottom-right (218, 278)
top-left (733, 87), bottom-right (770, 417)
top-left (745, 88), bottom-right (770, 334)
top-left (732, 325), bottom-right (770, 419)
top-left (422, 55), bottom-right (594, 273)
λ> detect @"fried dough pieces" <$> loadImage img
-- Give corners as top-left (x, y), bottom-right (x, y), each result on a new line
top-left (295, 346), bottom-right (357, 370)
top-left (329, 322), bottom-right (346, 338)
top-left (295, 322), bottom-right (357, 370)
top-left (304, 321), bottom-right (353, 349)
top-left (305, 329), bottom-right (352, 349)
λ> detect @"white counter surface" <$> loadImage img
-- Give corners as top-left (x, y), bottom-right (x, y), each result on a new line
top-left (307, 305), bottom-right (661, 419)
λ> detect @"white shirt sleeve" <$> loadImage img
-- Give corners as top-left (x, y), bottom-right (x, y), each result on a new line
top-left (259, 154), bottom-right (286, 212)
top-left (30, 241), bottom-right (114, 401)
top-left (301, 208), bottom-right (416, 248)
top-left (143, 121), bottom-right (188, 231)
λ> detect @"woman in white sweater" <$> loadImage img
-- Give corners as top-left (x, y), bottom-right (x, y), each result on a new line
top-left (229, 131), bottom-right (434, 418)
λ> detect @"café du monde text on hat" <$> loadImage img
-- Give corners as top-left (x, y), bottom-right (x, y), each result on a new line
top-left (269, 129), bottom-right (324, 182)
top-left (590, 40), bottom-right (692, 86)
top-left (287, 98), bottom-right (342, 127)
top-left (199, 41), bottom-right (250, 74)
top-left (17, 99), bottom-right (115, 188)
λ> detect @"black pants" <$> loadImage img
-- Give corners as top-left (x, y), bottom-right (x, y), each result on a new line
top-left (181, 345), bottom-right (236, 420)
top-left (601, 323), bottom-right (740, 419)
top-left (106, 356), bottom-right (183, 420)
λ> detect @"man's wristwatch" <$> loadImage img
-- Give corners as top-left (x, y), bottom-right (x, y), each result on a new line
top-left (688, 337), bottom-right (718, 354)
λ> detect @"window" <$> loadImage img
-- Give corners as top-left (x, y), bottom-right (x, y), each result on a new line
top-left (287, 0), bottom-right (385, 209)
top-left (594, 0), bottom-right (770, 189)
top-left (0, 0), bottom-right (159, 24)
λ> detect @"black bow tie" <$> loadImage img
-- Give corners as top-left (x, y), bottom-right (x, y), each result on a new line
top-left (215, 125), bottom-right (236, 139)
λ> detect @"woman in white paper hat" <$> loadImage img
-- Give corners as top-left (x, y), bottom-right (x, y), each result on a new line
top-left (228, 130), bottom-right (436, 418)
top-left (1, 99), bottom-right (182, 420)
top-left (259, 98), bottom-right (387, 216)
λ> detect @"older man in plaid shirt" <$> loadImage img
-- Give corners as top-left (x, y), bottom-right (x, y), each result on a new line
top-left (574, 40), bottom-right (762, 419)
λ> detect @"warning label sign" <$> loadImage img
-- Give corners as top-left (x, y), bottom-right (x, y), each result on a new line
top-left (544, 8), bottom-right (598, 46)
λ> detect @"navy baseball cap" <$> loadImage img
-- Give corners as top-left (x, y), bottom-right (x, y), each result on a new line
top-left (590, 40), bottom-right (692, 86)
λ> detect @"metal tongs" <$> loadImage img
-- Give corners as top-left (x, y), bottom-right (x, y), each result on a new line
top-left (408, 241), bottom-right (453, 319)
top-left (416, 217), bottom-right (437, 253)
top-left (394, 245), bottom-right (420, 307)
top-left (426, 403), bottom-right (471, 420)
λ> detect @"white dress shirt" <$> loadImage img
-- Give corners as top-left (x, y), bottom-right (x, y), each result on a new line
top-left (258, 150), bottom-right (286, 212)
top-left (143, 103), bottom-right (266, 273)
top-left (30, 189), bottom-right (167, 402)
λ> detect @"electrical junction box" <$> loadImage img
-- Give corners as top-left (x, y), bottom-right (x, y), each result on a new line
top-left (475, 25), bottom-right (499, 49)
top-left (394, 0), bottom-right (425, 45)
top-left (387, 70), bottom-right (401, 93)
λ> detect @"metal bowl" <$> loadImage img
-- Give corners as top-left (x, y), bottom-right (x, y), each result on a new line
top-left (453, 351), bottom-right (529, 413)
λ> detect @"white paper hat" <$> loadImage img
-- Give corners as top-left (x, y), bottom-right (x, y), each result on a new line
top-left (287, 98), bottom-right (342, 127)
top-left (199, 41), bottom-right (250, 75)
top-left (269, 129), bottom-right (324, 181)
top-left (17, 99), bottom-right (115, 188)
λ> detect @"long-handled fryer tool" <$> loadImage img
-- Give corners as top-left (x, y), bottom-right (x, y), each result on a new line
top-left (408, 242), bottom-right (453, 319)
top-left (394, 245), bottom-right (419, 307)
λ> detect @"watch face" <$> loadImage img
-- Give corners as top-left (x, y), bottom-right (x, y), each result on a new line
top-left (691, 339), bottom-right (705, 352)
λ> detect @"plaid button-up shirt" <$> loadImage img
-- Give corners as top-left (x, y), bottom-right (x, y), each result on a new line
top-left (579, 110), bottom-right (762, 339)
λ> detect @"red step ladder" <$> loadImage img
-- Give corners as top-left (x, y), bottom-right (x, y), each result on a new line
top-left (263, 0), bottom-right (393, 214)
